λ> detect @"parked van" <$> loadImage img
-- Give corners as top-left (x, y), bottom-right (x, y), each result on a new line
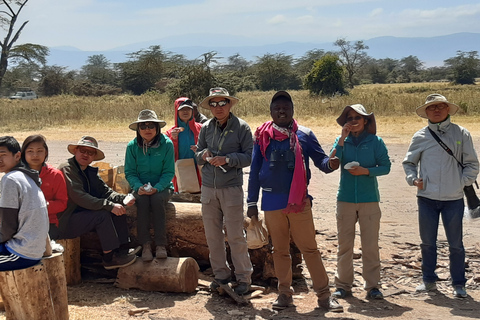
top-left (9, 90), bottom-right (38, 100)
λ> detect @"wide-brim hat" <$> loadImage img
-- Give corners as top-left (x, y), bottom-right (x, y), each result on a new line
top-left (199, 87), bottom-right (239, 109)
top-left (129, 109), bottom-right (167, 131)
top-left (415, 93), bottom-right (459, 118)
top-left (67, 136), bottom-right (105, 161)
top-left (336, 104), bottom-right (376, 135)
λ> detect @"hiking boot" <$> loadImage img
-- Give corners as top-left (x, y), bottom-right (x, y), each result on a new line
top-left (209, 277), bottom-right (231, 292)
top-left (156, 246), bottom-right (167, 259)
top-left (233, 282), bottom-right (250, 295)
top-left (103, 252), bottom-right (136, 270)
top-left (142, 242), bottom-right (153, 262)
top-left (416, 282), bottom-right (437, 292)
top-left (332, 288), bottom-right (352, 299)
top-left (318, 296), bottom-right (344, 313)
top-left (367, 288), bottom-right (384, 300)
top-left (272, 294), bottom-right (294, 310)
top-left (453, 285), bottom-right (467, 298)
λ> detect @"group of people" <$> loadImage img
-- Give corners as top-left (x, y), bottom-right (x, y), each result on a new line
top-left (0, 87), bottom-right (478, 312)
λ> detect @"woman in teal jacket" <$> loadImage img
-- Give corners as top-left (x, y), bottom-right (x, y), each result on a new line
top-left (331, 104), bottom-right (391, 300)
top-left (125, 110), bottom-right (175, 261)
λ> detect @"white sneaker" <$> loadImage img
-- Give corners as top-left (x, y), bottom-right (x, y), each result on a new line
top-left (51, 240), bottom-right (64, 253)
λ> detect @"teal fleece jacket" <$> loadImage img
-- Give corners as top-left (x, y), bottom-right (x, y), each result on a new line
top-left (332, 132), bottom-right (391, 203)
top-left (124, 135), bottom-right (175, 192)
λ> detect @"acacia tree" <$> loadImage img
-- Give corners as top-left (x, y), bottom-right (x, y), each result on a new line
top-left (0, 0), bottom-right (48, 89)
top-left (444, 50), bottom-right (479, 85)
top-left (334, 38), bottom-right (369, 88)
top-left (304, 54), bottom-right (346, 96)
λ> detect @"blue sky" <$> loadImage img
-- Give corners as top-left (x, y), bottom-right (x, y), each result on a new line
top-left (18, 0), bottom-right (480, 51)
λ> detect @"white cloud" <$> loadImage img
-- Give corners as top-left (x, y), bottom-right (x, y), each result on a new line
top-left (370, 8), bottom-right (383, 18)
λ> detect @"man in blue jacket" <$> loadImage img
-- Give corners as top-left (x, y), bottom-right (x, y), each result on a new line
top-left (247, 91), bottom-right (343, 312)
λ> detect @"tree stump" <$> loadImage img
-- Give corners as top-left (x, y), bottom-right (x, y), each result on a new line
top-left (0, 262), bottom-right (57, 320)
top-left (42, 253), bottom-right (70, 320)
top-left (115, 257), bottom-right (199, 293)
top-left (57, 237), bottom-right (81, 285)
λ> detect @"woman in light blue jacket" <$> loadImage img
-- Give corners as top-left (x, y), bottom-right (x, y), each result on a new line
top-left (331, 104), bottom-right (391, 300)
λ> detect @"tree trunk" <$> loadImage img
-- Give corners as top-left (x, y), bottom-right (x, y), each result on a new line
top-left (57, 238), bottom-right (82, 285)
top-left (42, 253), bottom-right (70, 320)
top-left (115, 257), bottom-right (199, 293)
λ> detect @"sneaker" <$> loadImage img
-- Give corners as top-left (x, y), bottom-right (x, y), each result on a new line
top-left (103, 252), bottom-right (136, 270)
top-left (128, 245), bottom-right (142, 255)
top-left (272, 294), bottom-right (294, 310)
top-left (142, 243), bottom-right (153, 262)
top-left (318, 297), bottom-right (344, 313)
top-left (416, 282), bottom-right (437, 292)
top-left (233, 282), bottom-right (250, 295)
top-left (156, 246), bottom-right (167, 259)
top-left (209, 277), bottom-right (231, 291)
top-left (453, 285), bottom-right (467, 298)
top-left (332, 288), bottom-right (352, 299)
top-left (367, 288), bottom-right (384, 300)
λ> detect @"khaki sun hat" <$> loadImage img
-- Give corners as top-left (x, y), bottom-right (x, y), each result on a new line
top-left (67, 136), bottom-right (105, 161)
top-left (199, 87), bottom-right (239, 109)
top-left (415, 93), bottom-right (459, 118)
top-left (129, 109), bottom-right (167, 131)
top-left (336, 104), bottom-right (377, 135)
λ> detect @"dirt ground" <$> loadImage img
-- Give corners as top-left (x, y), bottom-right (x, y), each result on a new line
top-left (2, 132), bottom-right (480, 320)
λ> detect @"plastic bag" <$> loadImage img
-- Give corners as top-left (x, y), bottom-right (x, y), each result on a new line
top-left (246, 216), bottom-right (269, 249)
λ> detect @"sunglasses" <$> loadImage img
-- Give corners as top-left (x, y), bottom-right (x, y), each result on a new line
top-left (78, 147), bottom-right (96, 157)
top-left (139, 123), bottom-right (156, 130)
top-left (209, 100), bottom-right (229, 108)
top-left (346, 116), bottom-right (363, 122)
top-left (426, 104), bottom-right (447, 111)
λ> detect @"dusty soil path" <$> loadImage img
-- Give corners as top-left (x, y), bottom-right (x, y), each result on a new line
top-left (2, 130), bottom-right (480, 320)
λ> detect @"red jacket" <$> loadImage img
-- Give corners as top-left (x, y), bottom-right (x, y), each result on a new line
top-left (40, 164), bottom-right (68, 226)
top-left (165, 97), bottom-right (203, 192)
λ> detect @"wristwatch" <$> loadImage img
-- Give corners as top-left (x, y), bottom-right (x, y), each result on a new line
top-left (225, 157), bottom-right (230, 164)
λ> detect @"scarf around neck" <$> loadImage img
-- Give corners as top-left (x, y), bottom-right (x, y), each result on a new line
top-left (254, 119), bottom-right (307, 213)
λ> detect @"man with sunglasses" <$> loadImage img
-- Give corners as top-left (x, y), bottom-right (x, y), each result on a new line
top-left (195, 87), bottom-right (253, 295)
top-left (403, 94), bottom-right (479, 298)
top-left (56, 136), bottom-right (138, 270)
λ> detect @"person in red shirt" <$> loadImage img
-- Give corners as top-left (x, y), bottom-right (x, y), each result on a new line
top-left (21, 134), bottom-right (68, 239)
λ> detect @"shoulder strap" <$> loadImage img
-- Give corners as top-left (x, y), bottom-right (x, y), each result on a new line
top-left (427, 127), bottom-right (464, 168)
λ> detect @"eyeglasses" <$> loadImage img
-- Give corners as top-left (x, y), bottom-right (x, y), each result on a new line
top-left (346, 116), bottom-right (363, 122)
top-left (426, 104), bottom-right (447, 111)
top-left (139, 123), bottom-right (156, 130)
top-left (209, 100), bottom-right (229, 108)
top-left (78, 147), bottom-right (96, 157)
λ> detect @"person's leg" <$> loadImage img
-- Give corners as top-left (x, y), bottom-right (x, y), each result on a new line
top-left (150, 189), bottom-right (171, 246)
top-left (357, 202), bottom-right (382, 291)
top-left (334, 201), bottom-right (358, 291)
top-left (417, 196), bottom-right (440, 284)
top-left (265, 208), bottom-right (294, 297)
top-left (289, 201), bottom-right (330, 301)
top-left (134, 194), bottom-right (152, 244)
top-left (0, 243), bottom-right (40, 271)
top-left (440, 199), bottom-right (465, 286)
top-left (201, 186), bottom-right (231, 281)
top-left (219, 186), bottom-right (252, 284)
top-left (65, 210), bottom-right (121, 252)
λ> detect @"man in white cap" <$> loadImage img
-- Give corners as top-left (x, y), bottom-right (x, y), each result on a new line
top-left (56, 136), bottom-right (138, 269)
top-left (195, 87), bottom-right (253, 295)
top-left (403, 94), bottom-right (479, 298)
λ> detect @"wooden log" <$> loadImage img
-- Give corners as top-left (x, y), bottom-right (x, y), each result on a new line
top-left (115, 257), bottom-right (199, 293)
top-left (0, 262), bottom-right (56, 320)
top-left (42, 253), bottom-right (70, 320)
top-left (57, 238), bottom-right (82, 285)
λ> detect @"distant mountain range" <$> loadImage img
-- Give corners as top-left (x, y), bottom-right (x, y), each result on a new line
top-left (48, 32), bottom-right (480, 70)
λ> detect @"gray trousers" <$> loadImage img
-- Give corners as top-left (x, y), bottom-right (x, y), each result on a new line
top-left (135, 188), bottom-right (171, 245)
top-left (201, 185), bottom-right (253, 284)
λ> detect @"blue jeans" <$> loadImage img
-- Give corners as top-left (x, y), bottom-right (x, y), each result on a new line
top-left (417, 196), bottom-right (465, 286)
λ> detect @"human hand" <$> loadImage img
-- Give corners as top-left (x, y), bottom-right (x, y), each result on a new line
top-left (202, 150), bottom-right (213, 161)
top-left (341, 123), bottom-right (352, 139)
top-left (111, 203), bottom-right (126, 216)
top-left (209, 156), bottom-right (227, 167)
top-left (328, 149), bottom-right (340, 170)
top-left (171, 127), bottom-right (184, 140)
top-left (414, 178), bottom-right (424, 190)
top-left (347, 166), bottom-right (369, 176)
top-left (247, 206), bottom-right (259, 218)
top-left (190, 145), bottom-right (198, 153)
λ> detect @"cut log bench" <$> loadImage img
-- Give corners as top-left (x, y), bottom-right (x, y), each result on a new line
top-left (57, 238), bottom-right (81, 285)
top-left (0, 253), bottom-right (69, 320)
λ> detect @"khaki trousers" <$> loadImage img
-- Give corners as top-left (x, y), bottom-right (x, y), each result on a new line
top-left (335, 201), bottom-right (381, 291)
top-left (265, 202), bottom-right (330, 300)
top-left (201, 186), bottom-right (253, 284)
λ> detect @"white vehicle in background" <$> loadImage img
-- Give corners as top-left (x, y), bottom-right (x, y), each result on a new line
top-left (9, 90), bottom-right (38, 100)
